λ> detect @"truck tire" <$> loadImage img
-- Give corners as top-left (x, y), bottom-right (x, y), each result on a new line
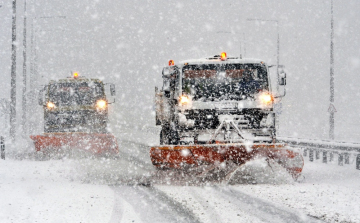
top-left (160, 127), bottom-right (179, 145)
top-left (159, 129), bottom-right (167, 145)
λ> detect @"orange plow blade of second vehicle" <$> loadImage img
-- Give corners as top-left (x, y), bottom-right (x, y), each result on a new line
top-left (150, 143), bottom-right (304, 179)
top-left (30, 133), bottom-right (119, 155)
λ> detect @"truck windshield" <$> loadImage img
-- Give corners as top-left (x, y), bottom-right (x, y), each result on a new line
top-left (182, 64), bottom-right (268, 101)
top-left (48, 81), bottom-right (104, 106)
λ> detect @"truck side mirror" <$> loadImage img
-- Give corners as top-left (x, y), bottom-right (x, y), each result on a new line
top-left (279, 72), bottom-right (286, 85)
top-left (38, 87), bottom-right (45, 106)
top-left (110, 84), bottom-right (116, 96)
top-left (162, 78), bottom-right (171, 98)
top-left (38, 97), bottom-right (43, 105)
top-left (162, 66), bottom-right (178, 98)
top-left (105, 83), bottom-right (116, 104)
top-left (278, 65), bottom-right (286, 86)
top-left (273, 65), bottom-right (286, 98)
top-left (162, 66), bottom-right (178, 78)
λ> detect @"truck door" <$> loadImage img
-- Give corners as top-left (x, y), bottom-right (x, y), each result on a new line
top-left (155, 66), bottom-right (178, 125)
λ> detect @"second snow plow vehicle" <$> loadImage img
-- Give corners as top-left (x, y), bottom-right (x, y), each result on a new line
top-left (151, 53), bottom-right (303, 180)
top-left (30, 73), bottom-right (118, 157)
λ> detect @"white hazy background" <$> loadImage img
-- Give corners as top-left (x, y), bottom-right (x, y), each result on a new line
top-left (0, 0), bottom-right (359, 144)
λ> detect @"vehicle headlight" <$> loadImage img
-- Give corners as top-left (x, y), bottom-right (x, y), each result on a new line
top-left (179, 95), bottom-right (190, 105)
top-left (259, 93), bottom-right (273, 105)
top-left (47, 102), bottom-right (56, 109)
top-left (96, 100), bottom-right (107, 109)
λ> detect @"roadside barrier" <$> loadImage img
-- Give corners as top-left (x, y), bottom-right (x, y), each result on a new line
top-left (1, 136), bottom-right (4, 160)
top-left (279, 137), bottom-right (360, 170)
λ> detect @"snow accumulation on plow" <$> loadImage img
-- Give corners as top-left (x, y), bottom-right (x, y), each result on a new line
top-left (150, 143), bottom-right (304, 180)
top-left (30, 133), bottom-right (119, 155)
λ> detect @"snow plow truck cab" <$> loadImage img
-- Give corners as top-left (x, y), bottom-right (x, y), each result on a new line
top-left (151, 53), bottom-right (303, 179)
top-left (30, 73), bottom-right (118, 156)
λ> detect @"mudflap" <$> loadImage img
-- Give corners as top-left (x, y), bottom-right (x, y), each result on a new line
top-left (30, 133), bottom-right (119, 156)
top-left (150, 143), bottom-right (304, 180)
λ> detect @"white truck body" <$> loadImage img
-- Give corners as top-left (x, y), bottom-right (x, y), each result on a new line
top-left (155, 55), bottom-right (285, 145)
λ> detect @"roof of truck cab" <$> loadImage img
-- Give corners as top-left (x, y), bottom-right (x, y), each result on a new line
top-left (178, 57), bottom-right (267, 66)
top-left (48, 78), bottom-right (103, 84)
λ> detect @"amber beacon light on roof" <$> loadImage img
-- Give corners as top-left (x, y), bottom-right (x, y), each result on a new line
top-left (220, 52), bottom-right (227, 61)
top-left (73, 72), bottom-right (79, 78)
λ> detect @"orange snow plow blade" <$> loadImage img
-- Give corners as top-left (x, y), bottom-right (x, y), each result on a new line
top-left (30, 133), bottom-right (119, 155)
top-left (150, 143), bottom-right (303, 179)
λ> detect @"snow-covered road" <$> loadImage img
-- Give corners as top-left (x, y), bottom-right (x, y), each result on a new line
top-left (0, 139), bottom-right (359, 223)
top-left (110, 186), bottom-right (199, 223)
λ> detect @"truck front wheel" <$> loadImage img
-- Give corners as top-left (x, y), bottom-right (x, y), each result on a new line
top-left (160, 127), bottom-right (179, 145)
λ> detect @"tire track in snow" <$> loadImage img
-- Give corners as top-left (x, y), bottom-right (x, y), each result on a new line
top-left (115, 139), bottom-right (320, 222)
top-left (189, 189), bottom-right (224, 223)
top-left (212, 186), bottom-right (323, 223)
top-left (110, 185), bottom-right (200, 223)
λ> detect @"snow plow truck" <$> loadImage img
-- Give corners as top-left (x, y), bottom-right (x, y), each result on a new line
top-left (30, 72), bottom-right (118, 157)
top-left (151, 53), bottom-right (303, 179)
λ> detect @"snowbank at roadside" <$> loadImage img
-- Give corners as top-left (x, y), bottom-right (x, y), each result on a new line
top-left (233, 159), bottom-right (360, 223)
top-left (0, 159), bottom-right (114, 223)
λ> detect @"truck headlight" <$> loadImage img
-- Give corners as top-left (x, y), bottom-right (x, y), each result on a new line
top-left (96, 100), bottom-right (107, 109)
top-left (259, 93), bottom-right (273, 105)
top-left (47, 102), bottom-right (56, 109)
top-left (179, 95), bottom-right (190, 105)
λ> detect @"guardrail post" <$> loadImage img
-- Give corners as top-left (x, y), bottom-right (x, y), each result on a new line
top-left (323, 151), bottom-right (327, 163)
top-left (344, 153), bottom-right (349, 164)
top-left (309, 149), bottom-right (314, 162)
top-left (330, 152), bottom-right (334, 162)
top-left (316, 150), bottom-right (320, 160)
top-left (0, 136), bottom-right (4, 160)
top-left (338, 153), bottom-right (343, 166)
top-left (356, 154), bottom-right (360, 170)
top-left (303, 148), bottom-right (307, 157)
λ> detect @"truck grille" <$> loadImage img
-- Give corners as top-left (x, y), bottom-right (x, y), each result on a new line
top-left (45, 110), bottom-right (107, 132)
top-left (184, 109), bottom-right (264, 129)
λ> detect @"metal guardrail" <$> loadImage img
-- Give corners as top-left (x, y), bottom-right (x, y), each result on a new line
top-left (1, 136), bottom-right (4, 160)
top-left (279, 137), bottom-right (360, 170)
